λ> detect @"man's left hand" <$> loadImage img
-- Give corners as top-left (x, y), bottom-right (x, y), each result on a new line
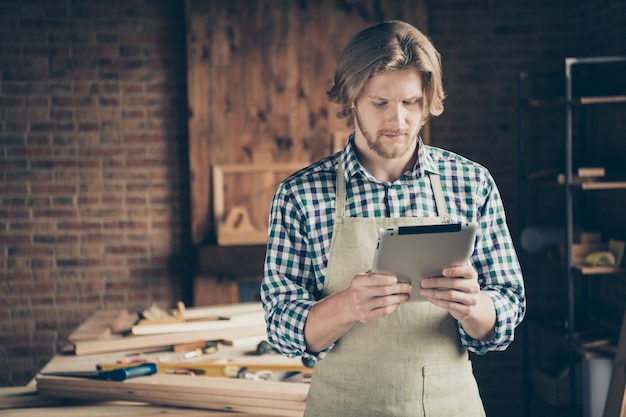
top-left (420, 265), bottom-right (495, 341)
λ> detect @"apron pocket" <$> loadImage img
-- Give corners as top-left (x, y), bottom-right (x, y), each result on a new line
top-left (422, 361), bottom-right (486, 417)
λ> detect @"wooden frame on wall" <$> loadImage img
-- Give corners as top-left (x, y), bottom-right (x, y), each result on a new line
top-left (212, 162), bottom-right (309, 246)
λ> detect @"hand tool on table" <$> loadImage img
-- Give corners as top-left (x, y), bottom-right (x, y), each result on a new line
top-left (97, 359), bottom-right (311, 377)
top-left (42, 363), bottom-right (157, 381)
top-left (256, 340), bottom-right (316, 368)
top-left (158, 341), bottom-right (221, 362)
top-left (236, 367), bottom-right (304, 382)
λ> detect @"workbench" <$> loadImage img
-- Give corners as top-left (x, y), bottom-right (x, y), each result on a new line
top-left (2, 337), bottom-right (308, 416)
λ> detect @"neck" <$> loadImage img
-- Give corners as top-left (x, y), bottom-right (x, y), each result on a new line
top-left (355, 142), bottom-right (419, 182)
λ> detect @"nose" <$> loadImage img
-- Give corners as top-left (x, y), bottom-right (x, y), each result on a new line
top-left (385, 103), bottom-right (406, 127)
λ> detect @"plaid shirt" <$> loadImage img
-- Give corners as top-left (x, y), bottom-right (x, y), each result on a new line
top-left (262, 135), bottom-right (525, 360)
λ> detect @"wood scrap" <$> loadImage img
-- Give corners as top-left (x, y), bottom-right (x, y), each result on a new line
top-left (68, 302), bottom-right (267, 355)
top-left (68, 309), bottom-right (138, 342)
top-left (139, 301), bottom-right (185, 324)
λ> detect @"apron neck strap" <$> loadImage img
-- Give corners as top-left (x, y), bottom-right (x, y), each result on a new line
top-left (335, 165), bottom-right (452, 223)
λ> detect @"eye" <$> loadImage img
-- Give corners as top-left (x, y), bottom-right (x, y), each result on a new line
top-left (373, 101), bottom-right (387, 107)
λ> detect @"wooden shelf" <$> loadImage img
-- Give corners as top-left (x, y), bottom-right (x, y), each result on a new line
top-left (576, 95), bottom-right (626, 105)
top-left (571, 263), bottom-right (624, 275)
top-left (523, 95), bottom-right (626, 108)
top-left (580, 181), bottom-right (626, 190)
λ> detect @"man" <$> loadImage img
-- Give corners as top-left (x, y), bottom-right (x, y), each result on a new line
top-left (261, 20), bottom-right (525, 417)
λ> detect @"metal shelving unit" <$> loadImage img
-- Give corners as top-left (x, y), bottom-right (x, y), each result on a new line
top-left (519, 56), bottom-right (626, 417)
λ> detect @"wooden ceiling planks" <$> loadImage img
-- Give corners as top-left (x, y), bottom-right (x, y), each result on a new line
top-left (185, 0), bottom-right (429, 245)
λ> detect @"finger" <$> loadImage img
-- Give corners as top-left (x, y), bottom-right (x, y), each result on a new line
top-left (357, 272), bottom-right (399, 287)
top-left (422, 277), bottom-right (479, 294)
top-left (442, 265), bottom-right (477, 279)
top-left (364, 303), bottom-right (403, 322)
top-left (427, 296), bottom-right (473, 321)
top-left (371, 292), bottom-right (411, 311)
top-left (421, 286), bottom-right (479, 308)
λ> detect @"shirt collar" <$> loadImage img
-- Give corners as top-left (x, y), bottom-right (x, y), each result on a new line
top-left (340, 133), bottom-right (441, 182)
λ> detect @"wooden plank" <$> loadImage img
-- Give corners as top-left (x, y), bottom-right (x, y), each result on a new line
top-left (181, 302), bottom-right (263, 320)
top-left (36, 381), bottom-right (306, 413)
top-left (73, 325), bottom-right (267, 356)
top-left (581, 181), bottom-right (626, 190)
top-left (603, 310), bottom-right (626, 417)
top-left (131, 311), bottom-right (265, 336)
top-left (185, 2), bottom-right (214, 245)
top-left (36, 373), bottom-right (308, 403)
top-left (36, 374), bottom-right (307, 416)
top-left (1, 402), bottom-right (262, 417)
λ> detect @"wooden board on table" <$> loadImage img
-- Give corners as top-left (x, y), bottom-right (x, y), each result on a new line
top-left (72, 325), bottom-right (267, 356)
top-left (158, 302), bottom-right (263, 321)
top-left (36, 374), bottom-right (307, 417)
top-left (132, 311), bottom-right (265, 336)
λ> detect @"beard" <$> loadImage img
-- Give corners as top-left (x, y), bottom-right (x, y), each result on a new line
top-left (353, 106), bottom-right (419, 160)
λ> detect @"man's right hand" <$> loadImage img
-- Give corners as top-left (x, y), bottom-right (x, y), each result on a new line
top-left (345, 272), bottom-right (413, 323)
top-left (304, 272), bottom-right (412, 353)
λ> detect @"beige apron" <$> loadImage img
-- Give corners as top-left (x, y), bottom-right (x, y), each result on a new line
top-left (304, 167), bottom-right (486, 417)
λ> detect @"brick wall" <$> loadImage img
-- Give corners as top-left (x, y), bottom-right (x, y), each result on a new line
top-left (1, 2), bottom-right (625, 417)
top-left (0, 0), bottom-right (190, 385)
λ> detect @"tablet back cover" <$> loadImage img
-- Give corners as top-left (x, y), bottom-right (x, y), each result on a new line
top-left (371, 222), bottom-right (477, 302)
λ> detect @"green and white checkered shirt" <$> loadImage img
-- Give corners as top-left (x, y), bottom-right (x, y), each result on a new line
top-left (262, 134), bottom-right (525, 360)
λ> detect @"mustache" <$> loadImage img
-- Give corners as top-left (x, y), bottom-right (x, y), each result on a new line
top-left (379, 130), bottom-right (408, 135)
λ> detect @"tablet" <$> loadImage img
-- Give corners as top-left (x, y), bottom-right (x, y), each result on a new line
top-left (371, 222), bottom-right (478, 302)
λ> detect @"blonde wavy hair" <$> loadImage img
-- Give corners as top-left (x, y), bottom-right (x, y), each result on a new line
top-left (327, 20), bottom-right (445, 128)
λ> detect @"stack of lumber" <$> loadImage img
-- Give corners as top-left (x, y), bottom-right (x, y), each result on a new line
top-left (67, 302), bottom-right (268, 355)
top-left (34, 302), bottom-right (309, 416)
top-left (36, 374), bottom-right (308, 416)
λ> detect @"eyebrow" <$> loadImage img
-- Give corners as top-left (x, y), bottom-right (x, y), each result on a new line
top-left (367, 94), bottom-right (424, 101)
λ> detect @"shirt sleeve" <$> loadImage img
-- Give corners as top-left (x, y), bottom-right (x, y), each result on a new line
top-left (458, 176), bottom-right (526, 355)
top-left (260, 182), bottom-right (329, 362)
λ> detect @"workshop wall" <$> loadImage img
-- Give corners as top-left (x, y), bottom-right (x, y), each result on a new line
top-left (1, 1), bottom-right (625, 417)
top-left (0, 0), bottom-right (191, 385)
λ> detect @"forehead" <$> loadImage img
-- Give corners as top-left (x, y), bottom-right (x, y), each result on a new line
top-left (361, 69), bottom-right (423, 98)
